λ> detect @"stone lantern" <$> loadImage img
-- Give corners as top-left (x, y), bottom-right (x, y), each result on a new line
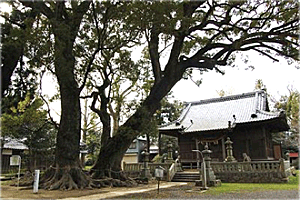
top-left (224, 137), bottom-right (237, 162)
top-left (141, 150), bottom-right (151, 179)
top-left (195, 144), bottom-right (221, 188)
top-left (165, 141), bottom-right (174, 163)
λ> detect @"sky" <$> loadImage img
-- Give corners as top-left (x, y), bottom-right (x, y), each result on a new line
top-left (171, 51), bottom-right (299, 106)
top-left (43, 49), bottom-right (299, 123)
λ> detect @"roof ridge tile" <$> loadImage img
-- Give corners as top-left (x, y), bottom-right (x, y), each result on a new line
top-left (186, 91), bottom-right (262, 106)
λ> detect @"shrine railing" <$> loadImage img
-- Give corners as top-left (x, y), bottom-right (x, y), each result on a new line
top-left (210, 159), bottom-right (291, 183)
top-left (123, 162), bottom-right (172, 172)
top-left (167, 158), bottom-right (181, 181)
top-left (210, 159), bottom-right (289, 173)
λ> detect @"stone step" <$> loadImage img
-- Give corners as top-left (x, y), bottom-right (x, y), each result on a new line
top-left (173, 175), bottom-right (200, 179)
top-left (171, 172), bottom-right (200, 182)
top-left (172, 178), bottom-right (198, 182)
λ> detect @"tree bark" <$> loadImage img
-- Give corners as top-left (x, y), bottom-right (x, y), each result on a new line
top-left (38, 1), bottom-right (93, 190)
top-left (91, 73), bottom-right (182, 178)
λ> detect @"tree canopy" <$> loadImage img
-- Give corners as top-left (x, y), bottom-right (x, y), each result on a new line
top-left (1, 0), bottom-right (299, 190)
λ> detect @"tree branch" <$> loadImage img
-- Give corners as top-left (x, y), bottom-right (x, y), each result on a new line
top-left (70, 1), bottom-right (91, 36)
top-left (148, 24), bottom-right (162, 84)
top-left (20, 1), bottom-right (54, 19)
top-left (79, 1), bottom-right (105, 92)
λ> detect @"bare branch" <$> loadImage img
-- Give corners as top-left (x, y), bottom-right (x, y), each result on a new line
top-left (20, 1), bottom-right (54, 19)
top-left (79, 1), bottom-right (106, 92)
top-left (0, 14), bottom-right (26, 29)
top-left (252, 48), bottom-right (279, 62)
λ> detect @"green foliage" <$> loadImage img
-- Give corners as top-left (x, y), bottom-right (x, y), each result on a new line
top-left (1, 94), bottom-right (56, 154)
top-left (254, 79), bottom-right (266, 90)
top-left (155, 93), bottom-right (184, 125)
top-left (1, 64), bottom-right (38, 114)
top-left (159, 135), bottom-right (179, 159)
top-left (85, 129), bottom-right (101, 165)
top-left (208, 171), bottom-right (299, 195)
top-left (275, 89), bottom-right (299, 134)
top-left (216, 89), bottom-right (233, 97)
top-left (207, 179), bottom-right (299, 195)
top-left (273, 88), bottom-right (299, 153)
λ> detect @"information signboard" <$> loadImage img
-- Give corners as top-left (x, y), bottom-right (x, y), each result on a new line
top-left (10, 155), bottom-right (21, 166)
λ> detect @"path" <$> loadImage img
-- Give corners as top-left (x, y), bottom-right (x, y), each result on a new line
top-left (62, 182), bottom-right (187, 200)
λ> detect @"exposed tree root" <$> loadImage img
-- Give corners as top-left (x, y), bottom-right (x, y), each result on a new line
top-left (10, 166), bottom-right (137, 190)
top-left (38, 166), bottom-right (137, 190)
top-left (10, 171), bottom-right (34, 187)
top-left (90, 169), bottom-right (138, 188)
top-left (92, 177), bottom-right (137, 188)
top-left (40, 166), bottom-right (96, 190)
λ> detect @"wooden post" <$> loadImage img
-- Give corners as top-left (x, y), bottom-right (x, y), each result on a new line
top-left (196, 139), bottom-right (200, 170)
top-left (263, 127), bottom-right (268, 158)
top-left (158, 133), bottom-right (162, 156)
top-left (222, 137), bottom-right (226, 161)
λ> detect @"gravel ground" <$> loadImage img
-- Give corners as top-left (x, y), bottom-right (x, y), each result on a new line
top-left (1, 181), bottom-right (298, 200)
top-left (111, 190), bottom-right (299, 200)
top-left (183, 190), bottom-right (299, 199)
top-left (110, 183), bottom-right (299, 200)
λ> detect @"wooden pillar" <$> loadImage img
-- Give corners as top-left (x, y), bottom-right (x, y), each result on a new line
top-left (158, 132), bottom-right (162, 156)
top-left (177, 133), bottom-right (181, 159)
top-left (196, 138), bottom-right (200, 169)
top-left (263, 127), bottom-right (268, 158)
top-left (222, 137), bottom-right (226, 161)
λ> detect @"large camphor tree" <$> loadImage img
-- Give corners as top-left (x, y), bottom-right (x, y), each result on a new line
top-left (1, 1), bottom-right (298, 189)
top-left (90, 0), bottom-right (299, 179)
top-left (2, 1), bottom-right (94, 189)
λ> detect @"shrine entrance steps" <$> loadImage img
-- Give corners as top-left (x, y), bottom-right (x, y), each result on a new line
top-left (171, 171), bottom-right (200, 182)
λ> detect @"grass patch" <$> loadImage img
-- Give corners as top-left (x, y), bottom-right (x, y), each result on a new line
top-left (206, 171), bottom-right (299, 195)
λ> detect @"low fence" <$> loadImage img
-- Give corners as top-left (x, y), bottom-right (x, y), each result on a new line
top-left (211, 159), bottom-right (291, 183)
top-left (123, 159), bottom-right (291, 183)
top-left (123, 162), bottom-right (173, 181)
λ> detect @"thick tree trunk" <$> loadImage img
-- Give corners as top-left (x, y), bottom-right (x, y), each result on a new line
top-left (41, 18), bottom-right (93, 190)
top-left (91, 116), bottom-right (145, 179)
top-left (91, 74), bottom-right (181, 179)
top-left (53, 19), bottom-right (81, 165)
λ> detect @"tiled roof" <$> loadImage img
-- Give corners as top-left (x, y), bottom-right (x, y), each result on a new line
top-left (159, 90), bottom-right (288, 133)
top-left (3, 139), bottom-right (28, 150)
